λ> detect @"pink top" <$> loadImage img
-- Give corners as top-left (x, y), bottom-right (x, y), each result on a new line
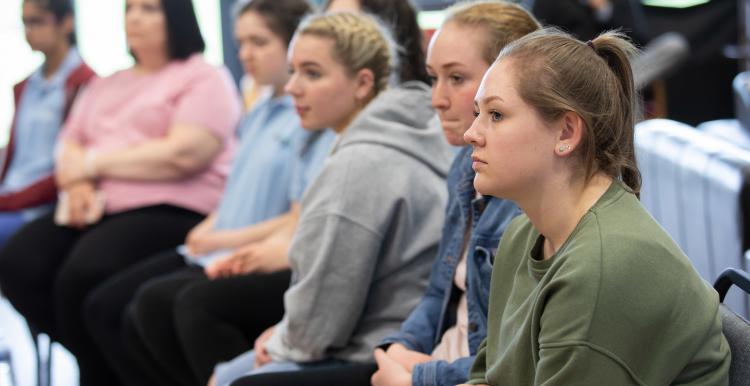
top-left (431, 246), bottom-right (471, 361)
top-left (61, 55), bottom-right (240, 215)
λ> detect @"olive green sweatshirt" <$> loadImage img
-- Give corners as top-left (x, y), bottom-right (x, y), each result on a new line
top-left (468, 181), bottom-right (730, 386)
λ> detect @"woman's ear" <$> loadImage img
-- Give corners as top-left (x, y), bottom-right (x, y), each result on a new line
top-left (61, 14), bottom-right (75, 38)
top-left (354, 68), bottom-right (375, 102)
top-left (555, 111), bottom-right (584, 156)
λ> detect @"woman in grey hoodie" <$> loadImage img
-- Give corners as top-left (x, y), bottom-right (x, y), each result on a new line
top-left (210, 12), bottom-right (454, 386)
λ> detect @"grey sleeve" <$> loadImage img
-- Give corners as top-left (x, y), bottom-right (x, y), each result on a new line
top-left (265, 212), bottom-right (383, 362)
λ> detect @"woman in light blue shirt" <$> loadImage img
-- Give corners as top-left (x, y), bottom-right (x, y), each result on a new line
top-left (0, 0), bottom-right (95, 247)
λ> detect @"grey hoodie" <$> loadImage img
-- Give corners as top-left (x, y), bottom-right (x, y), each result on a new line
top-left (265, 81), bottom-right (454, 363)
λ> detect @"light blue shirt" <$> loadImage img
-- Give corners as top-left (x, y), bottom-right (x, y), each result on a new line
top-left (184, 94), bottom-right (335, 266)
top-left (2, 48), bottom-right (83, 219)
top-left (288, 130), bottom-right (336, 202)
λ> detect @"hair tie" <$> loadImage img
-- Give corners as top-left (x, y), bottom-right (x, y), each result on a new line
top-left (586, 40), bottom-right (596, 51)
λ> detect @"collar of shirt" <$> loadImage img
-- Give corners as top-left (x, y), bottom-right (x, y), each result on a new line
top-left (26, 47), bottom-right (83, 92)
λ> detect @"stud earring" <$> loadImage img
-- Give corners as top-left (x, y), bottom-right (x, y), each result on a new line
top-left (558, 144), bottom-right (570, 153)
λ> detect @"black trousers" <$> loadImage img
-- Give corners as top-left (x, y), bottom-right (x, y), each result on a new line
top-left (0, 205), bottom-right (202, 386)
top-left (84, 249), bottom-right (190, 386)
top-left (125, 267), bottom-right (291, 386)
top-left (230, 362), bottom-right (377, 386)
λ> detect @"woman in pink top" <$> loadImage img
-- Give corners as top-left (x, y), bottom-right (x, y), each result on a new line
top-left (0, 0), bottom-right (240, 385)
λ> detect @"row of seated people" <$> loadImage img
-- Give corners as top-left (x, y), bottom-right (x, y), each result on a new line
top-left (0, 0), bottom-right (732, 385)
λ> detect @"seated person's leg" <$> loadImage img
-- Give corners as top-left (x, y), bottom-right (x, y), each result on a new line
top-left (53, 206), bottom-right (202, 386)
top-left (0, 212), bottom-right (80, 338)
top-left (84, 250), bottom-right (192, 386)
top-left (214, 350), bottom-right (259, 386)
top-left (228, 361), bottom-right (377, 386)
top-left (215, 350), bottom-right (352, 386)
top-left (127, 268), bottom-right (207, 386)
top-left (123, 302), bottom-right (184, 386)
top-left (175, 270), bottom-right (291, 384)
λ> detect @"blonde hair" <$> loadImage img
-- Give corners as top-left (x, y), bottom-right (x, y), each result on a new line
top-left (444, 1), bottom-right (541, 65)
top-left (498, 28), bottom-right (641, 194)
top-left (296, 12), bottom-right (394, 97)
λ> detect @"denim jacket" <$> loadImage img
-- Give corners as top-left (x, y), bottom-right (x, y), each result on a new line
top-left (379, 146), bottom-right (520, 386)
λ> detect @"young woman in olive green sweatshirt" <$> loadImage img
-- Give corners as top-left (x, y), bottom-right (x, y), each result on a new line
top-left (460, 29), bottom-right (730, 386)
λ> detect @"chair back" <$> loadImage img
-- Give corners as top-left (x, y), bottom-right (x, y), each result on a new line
top-left (636, 119), bottom-right (750, 317)
top-left (714, 268), bottom-right (750, 386)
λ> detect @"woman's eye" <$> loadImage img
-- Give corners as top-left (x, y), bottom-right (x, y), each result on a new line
top-left (473, 110), bottom-right (480, 118)
top-left (490, 111), bottom-right (503, 121)
top-left (450, 74), bottom-right (464, 84)
top-left (427, 75), bottom-right (437, 86)
top-left (251, 38), bottom-right (268, 47)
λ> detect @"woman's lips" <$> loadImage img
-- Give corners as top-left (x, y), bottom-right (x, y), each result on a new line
top-left (471, 154), bottom-right (486, 170)
top-left (295, 105), bottom-right (309, 116)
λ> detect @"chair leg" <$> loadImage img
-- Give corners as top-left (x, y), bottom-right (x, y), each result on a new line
top-left (27, 324), bottom-right (51, 386)
top-left (0, 338), bottom-right (15, 386)
top-left (44, 339), bottom-right (51, 386)
top-left (34, 334), bottom-right (43, 386)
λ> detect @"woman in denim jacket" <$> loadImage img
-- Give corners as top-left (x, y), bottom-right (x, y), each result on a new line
top-left (371, 3), bottom-right (540, 386)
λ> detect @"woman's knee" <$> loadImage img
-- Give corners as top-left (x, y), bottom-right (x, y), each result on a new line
top-left (82, 280), bottom-right (123, 335)
top-left (129, 278), bottom-right (180, 335)
top-left (54, 251), bottom-right (102, 306)
top-left (172, 278), bottom-right (210, 319)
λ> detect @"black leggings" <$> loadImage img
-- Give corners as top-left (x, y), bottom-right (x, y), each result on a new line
top-left (84, 249), bottom-right (191, 386)
top-left (126, 268), bottom-right (291, 386)
top-left (230, 362), bottom-right (377, 386)
top-left (0, 205), bottom-right (202, 386)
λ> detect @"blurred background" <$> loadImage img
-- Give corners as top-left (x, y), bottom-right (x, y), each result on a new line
top-left (1, 0), bottom-right (741, 145)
